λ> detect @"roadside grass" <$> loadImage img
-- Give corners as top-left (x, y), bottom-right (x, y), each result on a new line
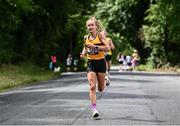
top-left (0, 64), bottom-right (59, 92)
top-left (138, 64), bottom-right (180, 73)
top-left (137, 64), bottom-right (152, 71)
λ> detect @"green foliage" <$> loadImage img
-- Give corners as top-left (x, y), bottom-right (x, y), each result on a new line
top-left (94, 0), bottom-right (150, 64)
top-left (142, 0), bottom-right (180, 67)
top-left (95, 0), bottom-right (180, 67)
top-left (0, 0), bottom-right (96, 70)
top-left (0, 0), bottom-right (179, 69)
top-left (0, 0), bottom-right (44, 64)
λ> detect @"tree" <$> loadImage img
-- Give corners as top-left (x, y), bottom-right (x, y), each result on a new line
top-left (0, 0), bottom-right (96, 68)
top-left (142, 0), bottom-right (180, 67)
top-left (95, 0), bottom-right (180, 67)
top-left (94, 0), bottom-right (150, 63)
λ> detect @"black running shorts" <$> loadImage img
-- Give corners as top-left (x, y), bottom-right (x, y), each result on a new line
top-left (105, 54), bottom-right (112, 61)
top-left (87, 59), bottom-right (106, 73)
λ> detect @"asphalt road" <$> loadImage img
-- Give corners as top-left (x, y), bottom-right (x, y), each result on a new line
top-left (0, 70), bottom-right (180, 125)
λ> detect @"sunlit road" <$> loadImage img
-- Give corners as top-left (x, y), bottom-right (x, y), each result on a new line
top-left (0, 70), bottom-right (180, 125)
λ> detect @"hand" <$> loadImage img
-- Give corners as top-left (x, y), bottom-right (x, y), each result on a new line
top-left (80, 53), bottom-right (85, 59)
top-left (86, 44), bottom-right (96, 49)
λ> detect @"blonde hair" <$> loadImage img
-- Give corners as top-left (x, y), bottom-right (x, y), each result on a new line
top-left (86, 16), bottom-right (103, 32)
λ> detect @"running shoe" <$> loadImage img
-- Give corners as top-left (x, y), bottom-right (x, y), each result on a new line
top-left (92, 110), bottom-right (100, 119)
top-left (108, 73), bottom-right (111, 79)
top-left (105, 77), bottom-right (110, 86)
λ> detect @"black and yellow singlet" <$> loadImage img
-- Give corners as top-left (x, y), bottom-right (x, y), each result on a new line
top-left (105, 37), bottom-right (112, 55)
top-left (85, 34), bottom-right (105, 60)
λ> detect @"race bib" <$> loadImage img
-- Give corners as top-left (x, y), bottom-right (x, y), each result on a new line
top-left (87, 48), bottom-right (99, 55)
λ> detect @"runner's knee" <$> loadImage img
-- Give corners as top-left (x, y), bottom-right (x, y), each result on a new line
top-left (89, 83), bottom-right (95, 90)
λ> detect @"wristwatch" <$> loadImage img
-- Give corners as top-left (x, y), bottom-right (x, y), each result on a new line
top-left (95, 46), bottom-right (99, 50)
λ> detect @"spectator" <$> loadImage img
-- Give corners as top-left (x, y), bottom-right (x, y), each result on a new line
top-left (73, 59), bottom-right (78, 71)
top-left (117, 52), bottom-right (125, 71)
top-left (51, 54), bottom-right (57, 71)
top-left (131, 49), bottom-right (140, 70)
top-left (125, 55), bottom-right (132, 71)
top-left (66, 54), bottom-right (73, 72)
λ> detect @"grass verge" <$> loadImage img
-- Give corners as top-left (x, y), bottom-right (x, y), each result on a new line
top-left (138, 64), bottom-right (180, 73)
top-left (0, 63), bottom-right (60, 92)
